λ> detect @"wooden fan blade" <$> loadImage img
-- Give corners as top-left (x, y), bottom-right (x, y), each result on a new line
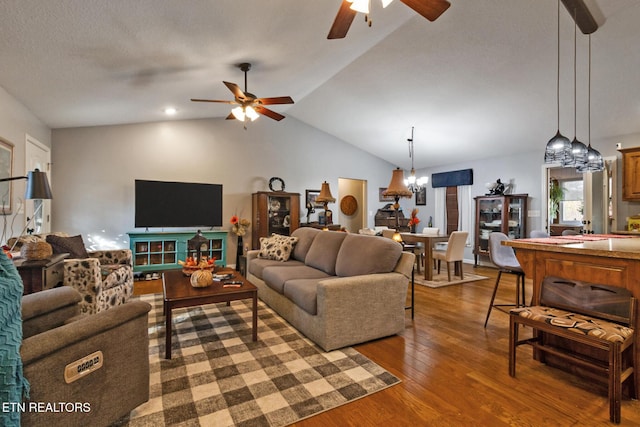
top-left (328, 0), bottom-right (357, 39)
top-left (400, 0), bottom-right (450, 22)
top-left (225, 113), bottom-right (236, 120)
top-left (190, 98), bottom-right (236, 104)
top-left (256, 96), bottom-right (294, 105)
top-left (223, 81), bottom-right (247, 101)
top-left (254, 105), bottom-right (285, 121)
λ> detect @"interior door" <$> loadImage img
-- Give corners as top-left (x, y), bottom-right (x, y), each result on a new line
top-left (25, 135), bottom-right (51, 234)
top-left (542, 157), bottom-right (616, 235)
top-left (337, 178), bottom-right (366, 233)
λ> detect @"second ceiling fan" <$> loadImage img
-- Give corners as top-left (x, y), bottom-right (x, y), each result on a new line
top-left (191, 63), bottom-right (294, 122)
top-left (328, 0), bottom-right (451, 39)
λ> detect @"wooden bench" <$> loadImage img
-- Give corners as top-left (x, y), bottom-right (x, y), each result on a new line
top-left (509, 276), bottom-right (636, 424)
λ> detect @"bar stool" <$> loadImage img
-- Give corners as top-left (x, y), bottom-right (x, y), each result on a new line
top-left (484, 232), bottom-right (525, 327)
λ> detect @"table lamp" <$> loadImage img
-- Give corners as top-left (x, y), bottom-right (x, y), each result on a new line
top-left (316, 181), bottom-right (336, 227)
top-left (1, 169), bottom-right (53, 251)
top-left (382, 167), bottom-right (412, 231)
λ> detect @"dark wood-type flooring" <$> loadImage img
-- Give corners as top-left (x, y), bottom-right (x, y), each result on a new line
top-left (134, 266), bottom-right (640, 426)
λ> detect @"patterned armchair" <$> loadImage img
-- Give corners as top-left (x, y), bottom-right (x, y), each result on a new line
top-left (63, 249), bottom-right (134, 314)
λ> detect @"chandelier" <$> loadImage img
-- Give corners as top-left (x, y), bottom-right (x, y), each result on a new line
top-left (404, 127), bottom-right (429, 193)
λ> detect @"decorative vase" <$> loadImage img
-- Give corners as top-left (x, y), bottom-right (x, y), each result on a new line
top-left (410, 225), bottom-right (416, 234)
top-left (235, 235), bottom-right (243, 271)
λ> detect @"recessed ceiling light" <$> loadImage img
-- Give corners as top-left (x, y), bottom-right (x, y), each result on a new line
top-left (164, 107), bottom-right (177, 115)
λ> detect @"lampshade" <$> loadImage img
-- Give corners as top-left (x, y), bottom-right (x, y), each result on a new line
top-left (544, 131), bottom-right (571, 163)
top-left (316, 181), bottom-right (336, 203)
top-left (576, 145), bottom-right (604, 173)
top-left (25, 169), bottom-right (52, 199)
top-left (562, 138), bottom-right (588, 168)
top-left (383, 168), bottom-right (412, 199)
top-left (231, 105), bottom-right (259, 122)
top-left (350, 0), bottom-right (369, 13)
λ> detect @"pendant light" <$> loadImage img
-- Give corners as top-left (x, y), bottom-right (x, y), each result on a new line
top-left (544, 0), bottom-right (571, 164)
top-left (403, 127), bottom-right (429, 193)
top-left (562, 6), bottom-right (588, 168)
top-left (576, 34), bottom-right (604, 173)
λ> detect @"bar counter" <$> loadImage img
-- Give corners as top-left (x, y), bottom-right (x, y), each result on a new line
top-left (504, 235), bottom-right (640, 391)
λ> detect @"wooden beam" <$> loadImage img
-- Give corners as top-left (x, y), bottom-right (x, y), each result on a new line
top-left (561, 0), bottom-right (598, 34)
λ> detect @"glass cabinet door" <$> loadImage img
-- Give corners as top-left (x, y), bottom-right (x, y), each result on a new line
top-left (477, 197), bottom-right (503, 253)
top-left (506, 197), bottom-right (525, 239)
top-left (268, 195), bottom-right (292, 235)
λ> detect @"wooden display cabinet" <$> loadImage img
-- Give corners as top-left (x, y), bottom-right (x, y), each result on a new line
top-left (474, 194), bottom-right (528, 265)
top-left (252, 191), bottom-right (300, 249)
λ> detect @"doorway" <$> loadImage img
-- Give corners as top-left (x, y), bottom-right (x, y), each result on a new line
top-left (337, 178), bottom-right (367, 233)
top-left (25, 135), bottom-right (51, 234)
top-left (541, 156), bottom-right (616, 235)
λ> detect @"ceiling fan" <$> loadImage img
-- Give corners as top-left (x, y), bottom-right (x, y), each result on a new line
top-left (191, 63), bottom-right (294, 122)
top-left (328, 0), bottom-right (451, 39)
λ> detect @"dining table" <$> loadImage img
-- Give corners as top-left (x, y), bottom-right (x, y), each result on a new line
top-left (399, 232), bottom-right (449, 281)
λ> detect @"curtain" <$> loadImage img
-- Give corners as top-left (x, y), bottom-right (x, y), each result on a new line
top-left (435, 185), bottom-right (472, 246)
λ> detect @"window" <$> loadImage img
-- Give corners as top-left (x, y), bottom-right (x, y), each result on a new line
top-left (560, 179), bottom-right (583, 223)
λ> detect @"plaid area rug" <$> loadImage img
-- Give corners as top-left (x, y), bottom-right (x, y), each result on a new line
top-left (414, 270), bottom-right (488, 288)
top-left (115, 293), bottom-right (400, 427)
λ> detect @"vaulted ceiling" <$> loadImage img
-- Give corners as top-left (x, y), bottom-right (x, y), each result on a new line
top-left (1, 0), bottom-right (638, 169)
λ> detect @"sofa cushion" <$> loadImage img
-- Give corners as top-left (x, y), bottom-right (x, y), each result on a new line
top-left (258, 234), bottom-right (299, 262)
top-left (248, 258), bottom-right (305, 280)
top-left (283, 278), bottom-right (329, 315)
top-left (262, 265), bottom-right (331, 294)
top-left (46, 234), bottom-right (89, 259)
top-left (291, 227), bottom-right (321, 262)
top-left (335, 234), bottom-right (402, 277)
top-left (304, 231), bottom-right (347, 276)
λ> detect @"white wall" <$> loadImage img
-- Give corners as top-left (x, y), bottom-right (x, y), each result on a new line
top-left (0, 86), bottom-right (51, 243)
top-left (51, 116), bottom-right (396, 261)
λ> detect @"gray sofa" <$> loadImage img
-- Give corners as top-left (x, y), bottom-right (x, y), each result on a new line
top-left (246, 228), bottom-right (415, 351)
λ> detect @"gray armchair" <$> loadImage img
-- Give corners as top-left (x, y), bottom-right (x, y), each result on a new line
top-left (21, 287), bottom-right (151, 426)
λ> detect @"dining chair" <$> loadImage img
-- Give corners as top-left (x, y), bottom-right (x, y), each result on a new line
top-left (382, 229), bottom-right (421, 273)
top-left (484, 232), bottom-right (525, 327)
top-left (433, 231), bottom-right (468, 281)
top-left (530, 230), bottom-right (549, 238)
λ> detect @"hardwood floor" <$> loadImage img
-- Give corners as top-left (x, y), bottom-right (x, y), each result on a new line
top-left (136, 266), bottom-right (640, 425)
top-left (292, 265), bottom-right (640, 427)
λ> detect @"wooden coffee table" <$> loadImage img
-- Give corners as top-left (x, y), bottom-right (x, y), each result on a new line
top-left (162, 269), bottom-right (258, 359)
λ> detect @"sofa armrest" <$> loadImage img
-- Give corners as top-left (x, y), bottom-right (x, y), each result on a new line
top-left (22, 287), bottom-right (82, 339)
top-left (20, 300), bottom-right (151, 426)
top-left (394, 252), bottom-right (416, 279)
top-left (315, 273), bottom-right (409, 348)
top-left (21, 300), bottom-right (151, 365)
top-left (89, 249), bottom-right (132, 266)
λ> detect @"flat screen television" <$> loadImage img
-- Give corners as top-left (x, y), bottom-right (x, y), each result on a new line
top-left (134, 179), bottom-right (223, 228)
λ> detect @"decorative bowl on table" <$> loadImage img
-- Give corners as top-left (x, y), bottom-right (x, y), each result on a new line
top-left (181, 264), bottom-right (215, 277)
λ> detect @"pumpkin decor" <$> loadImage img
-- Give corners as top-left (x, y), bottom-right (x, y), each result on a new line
top-left (190, 268), bottom-right (214, 288)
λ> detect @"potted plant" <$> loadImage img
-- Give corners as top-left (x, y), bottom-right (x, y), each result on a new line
top-left (549, 178), bottom-right (564, 224)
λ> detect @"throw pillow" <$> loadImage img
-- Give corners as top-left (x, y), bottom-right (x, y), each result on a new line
top-left (258, 234), bottom-right (299, 262)
top-left (46, 234), bottom-right (89, 259)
